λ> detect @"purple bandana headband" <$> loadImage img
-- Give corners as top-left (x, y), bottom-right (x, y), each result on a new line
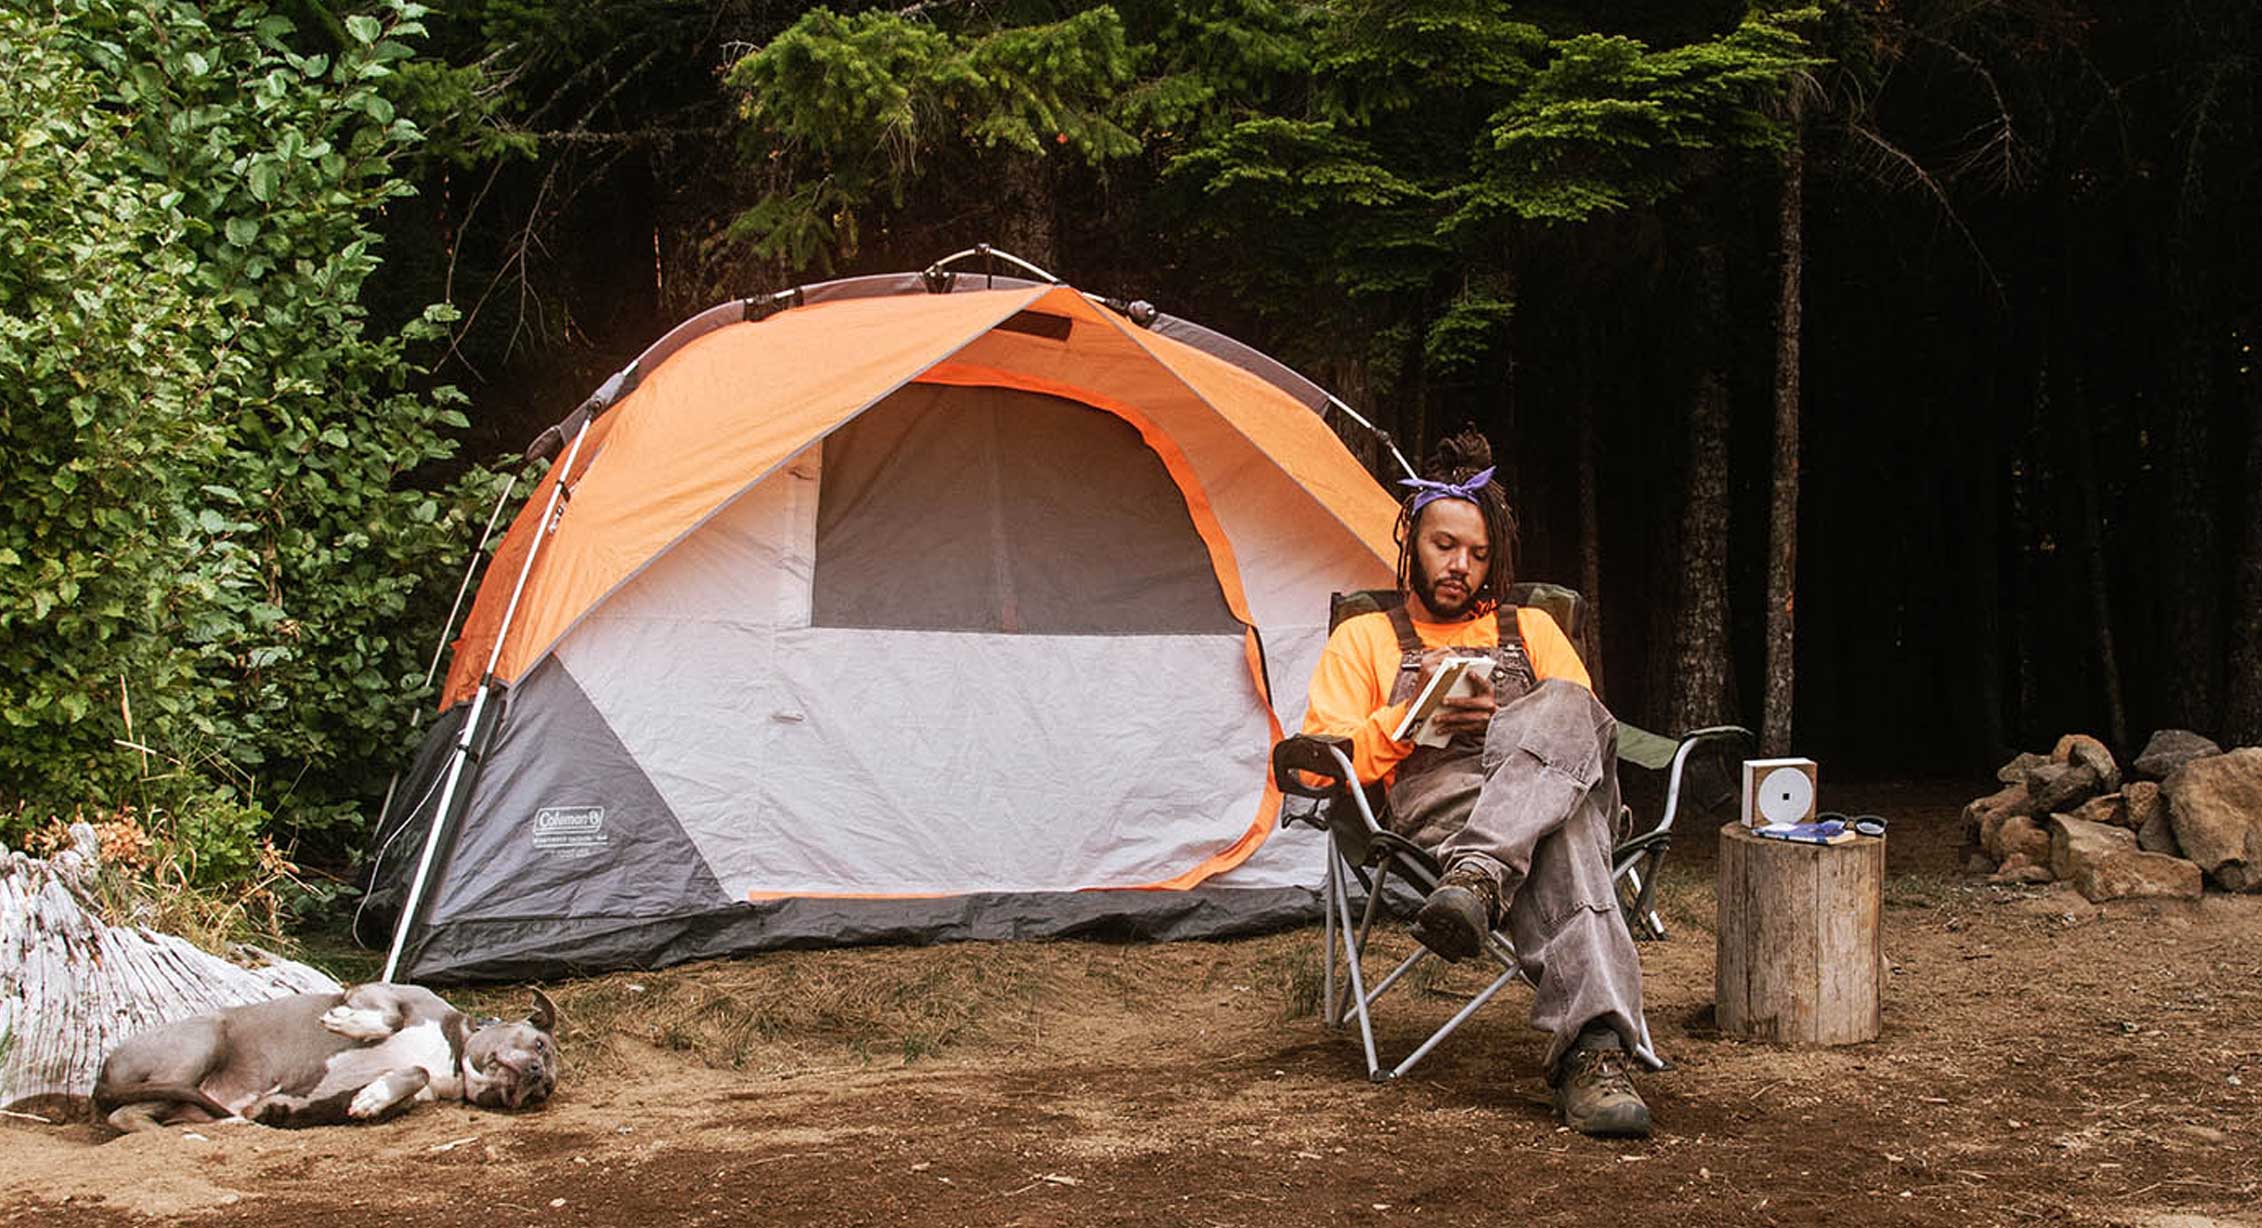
top-left (1399, 466), bottom-right (1495, 516)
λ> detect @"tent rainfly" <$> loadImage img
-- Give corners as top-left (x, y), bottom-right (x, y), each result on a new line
top-left (360, 252), bottom-right (1412, 982)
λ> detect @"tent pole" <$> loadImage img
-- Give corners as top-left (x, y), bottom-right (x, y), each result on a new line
top-left (369, 473), bottom-right (521, 855)
top-left (424, 473), bottom-right (524, 690)
top-left (381, 420), bottom-right (595, 982)
top-left (923, 244), bottom-right (1060, 285)
top-left (1324, 395), bottom-right (1418, 483)
top-left (380, 682), bottom-right (490, 982)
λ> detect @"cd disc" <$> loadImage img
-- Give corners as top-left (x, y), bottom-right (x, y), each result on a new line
top-left (1757, 766), bottom-right (1815, 824)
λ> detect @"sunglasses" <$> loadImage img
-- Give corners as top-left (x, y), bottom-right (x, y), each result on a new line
top-left (1815, 811), bottom-right (1888, 838)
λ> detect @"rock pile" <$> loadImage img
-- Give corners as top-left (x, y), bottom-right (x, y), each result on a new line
top-left (1961, 729), bottom-right (2262, 902)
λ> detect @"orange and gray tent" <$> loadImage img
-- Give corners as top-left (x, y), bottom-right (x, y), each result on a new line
top-left (361, 260), bottom-right (1406, 982)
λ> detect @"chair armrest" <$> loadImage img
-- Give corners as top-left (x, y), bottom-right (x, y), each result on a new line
top-left (1271, 734), bottom-right (1358, 799)
top-left (1677, 724), bottom-right (1758, 746)
top-left (1656, 725), bottom-right (1755, 834)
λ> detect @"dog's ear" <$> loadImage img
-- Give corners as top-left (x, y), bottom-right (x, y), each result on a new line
top-left (529, 988), bottom-right (558, 1033)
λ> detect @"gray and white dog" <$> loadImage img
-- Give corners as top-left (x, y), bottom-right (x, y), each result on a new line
top-left (93, 983), bottom-right (559, 1133)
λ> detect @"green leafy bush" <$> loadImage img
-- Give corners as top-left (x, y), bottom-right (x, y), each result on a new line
top-left (0, 0), bottom-right (487, 872)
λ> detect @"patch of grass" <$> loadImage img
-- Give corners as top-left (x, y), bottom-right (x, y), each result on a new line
top-left (1252, 939), bottom-right (1323, 1020)
top-left (1305, 926), bottom-right (1492, 1003)
top-left (462, 943), bottom-right (1064, 1074)
top-left (900, 1033), bottom-right (945, 1062)
top-left (1409, 950), bottom-right (1463, 997)
top-left (1643, 860), bottom-right (1717, 937)
top-left (12, 806), bottom-right (330, 960)
top-left (76, 854), bottom-right (305, 958)
top-left (291, 933), bottom-right (384, 986)
top-left (1883, 871), bottom-right (1979, 911)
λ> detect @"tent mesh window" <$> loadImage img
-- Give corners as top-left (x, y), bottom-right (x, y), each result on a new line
top-left (812, 385), bottom-right (1238, 634)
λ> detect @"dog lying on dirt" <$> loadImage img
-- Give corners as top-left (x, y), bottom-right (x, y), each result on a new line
top-left (93, 983), bottom-right (559, 1133)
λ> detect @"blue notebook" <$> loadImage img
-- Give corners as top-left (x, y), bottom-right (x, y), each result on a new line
top-left (1754, 821), bottom-right (1857, 846)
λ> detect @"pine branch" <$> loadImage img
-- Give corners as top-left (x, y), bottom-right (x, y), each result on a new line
top-left (1846, 120), bottom-right (2005, 300)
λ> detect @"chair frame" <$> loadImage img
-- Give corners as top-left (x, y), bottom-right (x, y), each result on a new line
top-left (1273, 723), bottom-right (1752, 1083)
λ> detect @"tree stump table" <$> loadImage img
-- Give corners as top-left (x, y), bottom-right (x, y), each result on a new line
top-left (1714, 821), bottom-right (1884, 1045)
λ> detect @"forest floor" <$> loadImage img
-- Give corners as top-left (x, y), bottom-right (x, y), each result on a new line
top-left (3, 778), bottom-right (2258, 1228)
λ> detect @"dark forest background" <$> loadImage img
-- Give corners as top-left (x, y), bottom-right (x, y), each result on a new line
top-left (378, 0), bottom-right (2261, 776)
top-left (5, 0), bottom-right (2259, 903)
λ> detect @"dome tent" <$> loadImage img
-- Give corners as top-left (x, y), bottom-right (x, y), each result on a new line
top-left (363, 251), bottom-right (1407, 982)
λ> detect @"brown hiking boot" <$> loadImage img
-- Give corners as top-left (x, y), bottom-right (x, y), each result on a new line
top-left (1551, 1046), bottom-right (1652, 1138)
top-left (1409, 864), bottom-right (1498, 963)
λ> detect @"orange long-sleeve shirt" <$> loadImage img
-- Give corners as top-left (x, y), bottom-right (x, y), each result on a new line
top-left (1300, 605), bottom-right (1592, 786)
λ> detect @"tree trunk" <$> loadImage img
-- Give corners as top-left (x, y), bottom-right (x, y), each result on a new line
top-left (1761, 102), bottom-right (1804, 756)
top-left (2046, 185), bottom-right (2130, 753)
top-left (2005, 288), bottom-right (2060, 752)
top-left (1967, 377), bottom-right (2011, 769)
top-left (1575, 318), bottom-right (1607, 699)
top-left (1669, 239), bottom-right (1736, 733)
top-left (2161, 204), bottom-right (2221, 732)
top-left (2227, 366), bottom-right (2262, 745)
top-left (994, 155), bottom-right (1057, 272)
top-left (1494, 263), bottom-right (1522, 517)
top-left (2070, 370), bottom-right (2129, 750)
top-left (1322, 354), bottom-right (1386, 478)
top-left (1402, 321), bottom-right (1431, 468)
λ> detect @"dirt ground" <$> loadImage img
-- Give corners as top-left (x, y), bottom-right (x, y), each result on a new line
top-left (4, 778), bottom-right (2258, 1227)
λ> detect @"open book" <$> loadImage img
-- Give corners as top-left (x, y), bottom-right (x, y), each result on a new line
top-left (1754, 821), bottom-right (1858, 846)
top-left (1390, 655), bottom-right (1494, 749)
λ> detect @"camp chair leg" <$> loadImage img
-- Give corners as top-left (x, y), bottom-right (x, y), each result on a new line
top-left (1326, 844), bottom-right (1384, 1080)
top-left (1359, 948), bottom-right (1430, 1012)
top-left (1612, 837), bottom-right (1672, 942)
top-left (1619, 864), bottom-right (1666, 940)
top-left (1632, 1025), bottom-right (1669, 1073)
top-left (1351, 863), bottom-right (1390, 977)
top-left (1321, 833), bottom-right (1398, 1026)
top-left (1334, 849), bottom-right (1425, 1025)
top-left (1321, 854), bottom-right (1340, 1027)
top-left (1354, 861), bottom-right (1533, 1082)
top-left (1637, 861), bottom-right (1667, 939)
top-left (1319, 838), bottom-right (1375, 1031)
top-left (1291, 776), bottom-right (1562, 1084)
top-left (1389, 966), bottom-right (1523, 1081)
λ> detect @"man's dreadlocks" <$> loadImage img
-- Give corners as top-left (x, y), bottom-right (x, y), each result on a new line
top-left (1393, 427), bottom-right (1520, 614)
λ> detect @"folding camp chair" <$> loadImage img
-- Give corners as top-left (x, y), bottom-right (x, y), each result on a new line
top-left (1270, 583), bottom-right (1752, 1082)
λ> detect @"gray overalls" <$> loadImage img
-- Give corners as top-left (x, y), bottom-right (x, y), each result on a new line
top-left (1374, 602), bottom-right (1657, 1072)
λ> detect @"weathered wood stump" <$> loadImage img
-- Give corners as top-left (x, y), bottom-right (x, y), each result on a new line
top-left (0, 824), bottom-right (340, 1121)
top-left (1714, 821), bottom-right (1884, 1045)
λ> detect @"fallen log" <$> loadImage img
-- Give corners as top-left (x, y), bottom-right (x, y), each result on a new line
top-left (0, 823), bottom-right (340, 1121)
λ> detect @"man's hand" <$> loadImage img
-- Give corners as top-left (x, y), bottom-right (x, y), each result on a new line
top-left (1410, 649), bottom-right (1496, 738)
top-left (1431, 679), bottom-right (1496, 737)
top-left (1408, 647), bottom-right (1453, 700)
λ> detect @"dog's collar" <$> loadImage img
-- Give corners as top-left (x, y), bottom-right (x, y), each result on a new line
top-left (475, 1016), bottom-right (503, 1029)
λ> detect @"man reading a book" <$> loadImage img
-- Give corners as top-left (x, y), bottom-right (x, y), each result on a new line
top-left (1299, 430), bottom-right (1654, 1138)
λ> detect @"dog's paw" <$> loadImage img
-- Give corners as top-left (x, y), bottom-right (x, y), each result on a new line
top-left (246, 1095), bottom-right (295, 1127)
top-left (347, 1080), bottom-right (397, 1120)
top-left (322, 1005), bottom-right (394, 1042)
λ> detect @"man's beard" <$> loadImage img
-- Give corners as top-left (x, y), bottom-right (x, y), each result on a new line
top-left (1413, 556), bottom-right (1480, 620)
